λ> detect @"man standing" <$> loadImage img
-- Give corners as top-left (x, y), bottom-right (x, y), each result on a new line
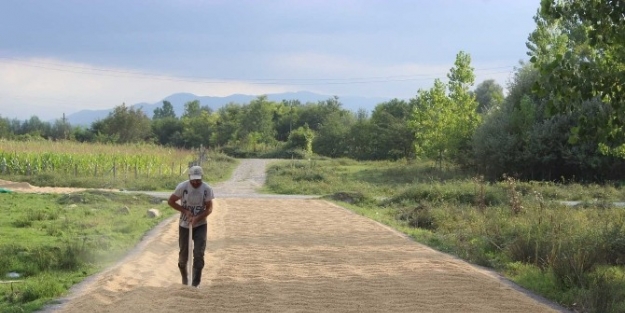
top-left (167, 165), bottom-right (214, 287)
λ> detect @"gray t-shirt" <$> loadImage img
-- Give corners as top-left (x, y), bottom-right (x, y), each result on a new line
top-left (173, 180), bottom-right (215, 228)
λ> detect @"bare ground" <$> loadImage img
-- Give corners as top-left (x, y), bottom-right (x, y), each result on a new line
top-left (21, 159), bottom-right (568, 313)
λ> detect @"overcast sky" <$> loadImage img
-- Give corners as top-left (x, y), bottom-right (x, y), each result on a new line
top-left (0, 0), bottom-right (539, 121)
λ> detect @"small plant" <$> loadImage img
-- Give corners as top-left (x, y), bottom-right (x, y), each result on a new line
top-left (473, 175), bottom-right (486, 212)
top-left (396, 203), bottom-right (436, 230)
top-left (503, 174), bottom-right (523, 215)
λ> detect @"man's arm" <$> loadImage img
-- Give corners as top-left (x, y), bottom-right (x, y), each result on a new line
top-left (168, 194), bottom-right (192, 220)
top-left (193, 199), bottom-right (213, 222)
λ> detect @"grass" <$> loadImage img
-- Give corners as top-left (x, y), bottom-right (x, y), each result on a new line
top-left (0, 190), bottom-right (175, 313)
top-left (4, 155), bottom-right (625, 312)
top-left (266, 158), bottom-right (625, 313)
top-left (0, 141), bottom-right (239, 312)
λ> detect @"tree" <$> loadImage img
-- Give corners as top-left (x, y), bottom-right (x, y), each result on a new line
top-left (49, 114), bottom-right (72, 140)
top-left (152, 117), bottom-right (184, 147)
top-left (369, 99), bottom-right (414, 160)
top-left (531, 0), bottom-right (625, 156)
top-left (212, 103), bottom-right (243, 147)
top-left (411, 79), bottom-right (452, 166)
top-left (96, 103), bottom-right (153, 143)
top-left (286, 123), bottom-right (315, 155)
top-left (238, 96), bottom-right (277, 146)
top-left (447, 51), bottom-right (481, 163)
top-left (0, 116), bottom-right (11, 139)
top-left (473, 79), bottom-right (504, 113)
top-left (153, 100), bottom-right (176, 119)
top-left (274, 100), bottom-right (301, 142)
top-left (182, 100), bottom-right (202, 118)
top-left (410, 51), bottom-right (480, 167)
top-left (312, 111), bottom-right (354, 158)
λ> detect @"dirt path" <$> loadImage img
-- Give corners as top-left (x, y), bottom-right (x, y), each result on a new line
top-left (39, 159), bottom-right (568, 312)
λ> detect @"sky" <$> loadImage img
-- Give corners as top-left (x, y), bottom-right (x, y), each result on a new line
top-left (0, 0), bottom-right (540, 121)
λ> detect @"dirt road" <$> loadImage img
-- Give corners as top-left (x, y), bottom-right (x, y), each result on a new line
top-left (40, 159), bottom-right (568, 312)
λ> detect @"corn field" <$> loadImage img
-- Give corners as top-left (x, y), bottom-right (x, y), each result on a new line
top-left (0, 140), bottom-right (197, 178)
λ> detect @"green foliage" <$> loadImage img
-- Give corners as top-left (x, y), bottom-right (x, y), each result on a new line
top-left (367, 99), bottom-right (415, 160)
top-left (410, 51), bottom-right (480, 166)
top-left (286, 124), bottom-right (314, 155)
top-left (0, 191), bottom-right (174, 312)
top-left (238, 96), bottom-right (278, 146)
top-left (472, 62), bottom-right (625, 181)
top-left (473, 79), bottom-right (504, 113)
top-left (531, 0), bottom-right (625, 157)
top-left (312, 109), bottom-right (355, 158)
top-left (95, 104), bottom-right (153, 144)
top-left (153, 100), bottom-right (177, 119)
top-left (151, 117), bottom-right (183, 146)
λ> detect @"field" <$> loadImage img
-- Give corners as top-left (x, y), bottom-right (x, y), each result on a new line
top-left (0, 140), bottom-right (238, 190)
top-left (1, 149), bottom-right (625, 312)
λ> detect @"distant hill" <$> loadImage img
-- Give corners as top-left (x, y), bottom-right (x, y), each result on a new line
top-left (66, 91), bottom-right (390, 126)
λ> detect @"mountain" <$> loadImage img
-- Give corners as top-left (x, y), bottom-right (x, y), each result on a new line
top-left (65, 91), bottom-right (390, 126)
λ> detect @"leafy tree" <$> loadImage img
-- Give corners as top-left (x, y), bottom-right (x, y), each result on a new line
top-left (286, 123), bottom-right (315, 155)
top-left (369, 99), bottom-right (414, 160)
top-left (152, 117), bottom-right (184, 147)
top-left (212, 103), bottom-right (243, 147)
top-left (238, 96), bottom-right (277, 146)
top-left (411, 79), bottom-right (451, 166)
top-left (531, 0), bottom-right (625, 156)
top-left (345, 117), bottom-right (376, 160)
top-left (96, 103), bottom-right (153, 143)
top-left (411, 51), bottom-right (480, 167)
top-left (472, 61), bottom-right (625, 181)
top-left (180, 110), bottom-right (217, 149)
top-left (153, 100), bottom-right (177, 119)
top-left (473, 79), bottom-right (504, 113)
top-left (181, 100), bottom-right (212, 119)
top-left (0, 116), bottom-right (12, 139)
top-left (18, 116), bottom-right (50, 137)
top-left (312, 111), bottom-right (354, 158)
top-left (297, 103), bottom-right (328, 133)
top-left (72, 125), bottom-right (96, 142)
top-left (49, 115), bottom-right (72, 140)
top-left (447, 51), bottom-right (481, 163)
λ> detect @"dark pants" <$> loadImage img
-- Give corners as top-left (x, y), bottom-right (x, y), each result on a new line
top-left (178, 224), bottom-right (207, 286)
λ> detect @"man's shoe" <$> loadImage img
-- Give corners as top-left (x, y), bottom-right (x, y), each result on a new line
top-left (179, 267), bottom-right (188, 285)
top-left (192, 267), bottom-right (202, 287)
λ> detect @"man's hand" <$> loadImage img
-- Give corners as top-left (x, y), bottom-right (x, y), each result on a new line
top-left (185, 211), bottom-right (194, 223)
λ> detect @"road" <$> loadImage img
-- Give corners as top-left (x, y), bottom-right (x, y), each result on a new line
top-left (41, 159), bottom-right (569, 313)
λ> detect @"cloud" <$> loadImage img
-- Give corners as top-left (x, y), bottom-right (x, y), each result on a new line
top-left (0, 58), bottom-right (294, 120)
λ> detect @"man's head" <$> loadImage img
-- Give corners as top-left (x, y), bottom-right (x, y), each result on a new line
top-left (188, 165), bottom-right (203, 188)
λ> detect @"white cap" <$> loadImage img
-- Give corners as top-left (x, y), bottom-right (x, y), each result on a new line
top-left (189, 165), bottom-right (203, 180)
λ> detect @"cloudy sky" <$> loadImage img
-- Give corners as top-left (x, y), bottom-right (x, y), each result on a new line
top-left (0, 0), bottom-right (539, 121)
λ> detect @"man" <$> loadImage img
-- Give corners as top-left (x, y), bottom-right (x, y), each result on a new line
top-left (167, 165), bottom-right (214, 287)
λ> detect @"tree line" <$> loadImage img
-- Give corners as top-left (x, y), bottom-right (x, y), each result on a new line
top-left (1, 1), bottom-right (624, 182)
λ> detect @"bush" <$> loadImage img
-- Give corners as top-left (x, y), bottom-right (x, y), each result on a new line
top-left (395, 203), bottom-right (436, 230)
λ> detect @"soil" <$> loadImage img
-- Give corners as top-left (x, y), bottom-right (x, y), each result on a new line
top-left (16, 159), bottom-right (569, 313)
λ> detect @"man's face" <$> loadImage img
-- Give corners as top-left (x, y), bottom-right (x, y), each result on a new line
top-left (190, 179), bottom-right (202, 189)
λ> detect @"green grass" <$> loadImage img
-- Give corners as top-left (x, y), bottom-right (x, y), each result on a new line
top-left (266, 158), bottom-right (625, 313)
top-left (0, 149), bottom-right (238, 312)
top-left (0, 190), bottom-right (176, 313)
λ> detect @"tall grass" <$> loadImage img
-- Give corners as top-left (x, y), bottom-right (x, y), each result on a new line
top-left (0, 140), bottom-right (238, 190)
